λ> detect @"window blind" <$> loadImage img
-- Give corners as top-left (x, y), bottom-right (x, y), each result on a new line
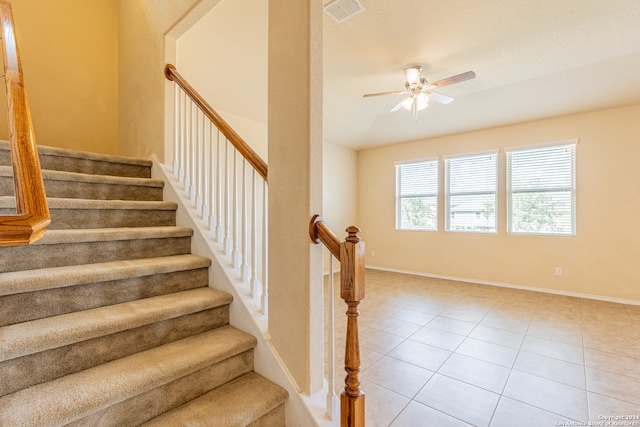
top-left (396, 160), bottom-right (438, 230)
top-left (507, 143), bottom-right (576, 235)
top-left (445, 152), bottom-right (497, 232)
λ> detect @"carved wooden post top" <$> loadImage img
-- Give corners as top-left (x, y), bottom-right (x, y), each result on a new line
top-left (345, 226), bottom-right (361, 243)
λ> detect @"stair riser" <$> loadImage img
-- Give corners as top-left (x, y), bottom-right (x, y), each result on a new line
top-left (0, 207), bottom-right (177, 229)
top-left (2, 177), bottom-right (163, 201)
top-left (67, 351), bottom-right (254, 427)
top-left (36, 155), bottom-right (151, 178)
top-left (0, 145), bottom-right (151, 178)
top-left (0, 237), bottom-right (192, 273)
top-left (43, 179), bottom-right (163, 201)
top-left (0, 306), bottom-right (231, 397)
top-left (249, 405), bottom-right (286, 427)
top-left (0, 268), bottom-right (209, 326)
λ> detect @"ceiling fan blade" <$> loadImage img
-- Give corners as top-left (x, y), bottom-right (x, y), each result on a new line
top-left (363, 90), bottom-right (407, 98)
top-left (426, 71), bottom-right (476, 90)
top-left (390, 96), bottom-right (409, 112)
top-left (425, 91), bottom-right (454, 105)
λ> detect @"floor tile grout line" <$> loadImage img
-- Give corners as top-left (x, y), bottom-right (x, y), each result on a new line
top-left (581, 312), bottom-right (592, 422)
top-left (330, 270), bottom-right (640, 426)
top-left (485, 311), bottom-right (530, 426)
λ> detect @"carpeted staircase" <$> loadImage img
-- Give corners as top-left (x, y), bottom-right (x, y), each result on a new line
top-left (0, 141), bottom-right (287, 426)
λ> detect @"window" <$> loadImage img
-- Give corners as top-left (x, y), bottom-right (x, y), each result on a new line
top-left (507, 142), bottom-right (576, 235)
top-left (396, 160), bottom-right (438, 230)
top-left (445, 152), bottom-right (497, 232)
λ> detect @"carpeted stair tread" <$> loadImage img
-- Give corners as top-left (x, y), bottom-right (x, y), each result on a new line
top-left (0, 254), bottom-right (211, 296)
top-left (0, 227), bottom-right (194, 273)
top-left (142, 372), bottom-right (288, 426)
top-left (0, 166), bottom-right (164, 201)
top-left (0, 140), bottom-right (152, 178)
top-left (0, 326), bottom-right (257, 427)
top-left (0, 165), bottom-right (162, 187)
top-left (0, 140), bottom-right (151, 168)
top-left (0, 287), bottom-right (232, 362)
top-left (30, 226), bottom-right (193, 245)
top-left (36, 144), bottom-right (152, 168)
top-left (0, 196), bottom-right (177, 211)
top-left (1, 197), bottom-right (179, 229)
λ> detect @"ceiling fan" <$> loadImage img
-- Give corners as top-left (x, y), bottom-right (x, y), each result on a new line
top-left (363, 66), bottom-right (476, 119)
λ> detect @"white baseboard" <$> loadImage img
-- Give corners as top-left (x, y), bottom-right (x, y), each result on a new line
top-left (366, 264), bottom-right (640, 307)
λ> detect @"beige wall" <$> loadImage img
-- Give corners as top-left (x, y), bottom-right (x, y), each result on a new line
top-left (176, 0), bottom-right (267, 160)
top-left (323, 142), bottom-right (358, 232)
top-left (358, 104), bottom-right (640, 302)
top-left (2, 0), bottom-right (118, 154)
top-left (323, 141), bottom-right (358, 270)
top-left (118, 0), bottom-right (201, 160)
top-left (268, 0), bottom-right (324, 394)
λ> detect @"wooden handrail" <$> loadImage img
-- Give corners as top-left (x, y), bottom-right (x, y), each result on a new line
top-left (0, 0), bottom-right (50, 246)
top-left (310, 214), bottom-right (365, 427)
top-left (309, 214), bottom-right (340, 259)
top-left (164, 64), bottom-right (268, 181)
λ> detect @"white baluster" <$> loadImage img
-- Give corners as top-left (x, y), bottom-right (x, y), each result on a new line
top-left (183, 100), bottom-right (192, 194)
top-left (180, 94), bottom-right (188, 187)
top-left (178, 90), bottom-right (186, 186)
top-left (241, 159), bottom-right (250, 284)
top-left (200, 116), bottom-right (208, 222)
top-left (223, 139), bottom-right (232, 256)
top-left (261, 180), bottom-right (268, 316)
top-left (250, 169), bottom-right (258, 298)
top-left (204, 121), bottom-right (214, 231)
top-left (194, 110), bottom-right (204, 215)
top-left (172, 86), bottom-right (180, 177)
top-left (215, 130), bottom-right (223, 242)
top-left (189, 102), bottom-right (197, 202)
top-left (232, 150), bottom-right (241, 269)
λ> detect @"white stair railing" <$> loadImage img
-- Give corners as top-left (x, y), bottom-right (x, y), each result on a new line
top-left (165, 64), bottom-right (269, 318)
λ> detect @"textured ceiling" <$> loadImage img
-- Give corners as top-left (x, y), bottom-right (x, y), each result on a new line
top-left (323, 0), bottom-right (640, 150)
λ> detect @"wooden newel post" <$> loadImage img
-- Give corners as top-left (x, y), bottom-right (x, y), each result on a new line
top-left (340, 226), bottom-right (365, 427)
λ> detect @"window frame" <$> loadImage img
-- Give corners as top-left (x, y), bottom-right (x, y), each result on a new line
top-left (505, 139), bottom-right (577, 236)
top-left (395, 158), bottom-right (439, 231)
top-left (444, 150), bottom-right (498, 233)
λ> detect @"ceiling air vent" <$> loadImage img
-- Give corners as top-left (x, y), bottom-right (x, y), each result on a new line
top-left (324, 0), bottom-right (365, 23)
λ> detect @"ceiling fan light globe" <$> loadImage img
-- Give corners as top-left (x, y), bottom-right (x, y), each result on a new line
top-left (416, 93), bottom-right (429, 110)
top-left (400, 96), bottom-right (414, 111)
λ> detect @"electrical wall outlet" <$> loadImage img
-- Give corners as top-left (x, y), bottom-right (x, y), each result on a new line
top-left (371, 250), bottom-right (376, 256)
top-left (555, 267), bottom-right (563, 276)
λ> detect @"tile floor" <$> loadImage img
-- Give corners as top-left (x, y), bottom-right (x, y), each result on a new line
top-left (326, 269), bottom-right (640, 427)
